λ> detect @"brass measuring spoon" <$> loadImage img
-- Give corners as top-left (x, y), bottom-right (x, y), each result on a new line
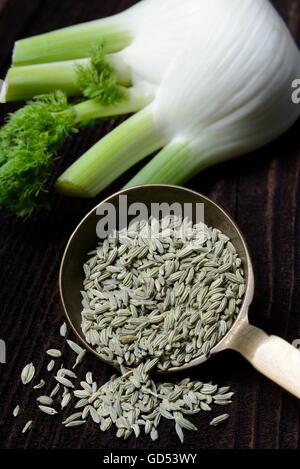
top-left (60, 185), bottom-right (300, 399)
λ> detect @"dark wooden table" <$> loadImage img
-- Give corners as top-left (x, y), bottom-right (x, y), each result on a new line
top-left (1, 0), bottom-right (300, 450)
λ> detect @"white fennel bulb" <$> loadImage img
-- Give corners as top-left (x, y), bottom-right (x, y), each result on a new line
top-left (3, 0), bottom-right (300, 196)
top-left (131, 0), bottom-right (300, 183)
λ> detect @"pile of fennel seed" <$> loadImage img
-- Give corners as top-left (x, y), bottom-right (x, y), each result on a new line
top-left (13, 215), bottom-right (244, 442)
top-left (80, 215), bottom-right (245, 369)
top-left (15, 322), bottom-right (232, 443)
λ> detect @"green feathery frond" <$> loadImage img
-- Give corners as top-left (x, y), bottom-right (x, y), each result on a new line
top-left (76, 44), bottom-right (127, 105)
top-left (0, 91), bottom-right (77, 217)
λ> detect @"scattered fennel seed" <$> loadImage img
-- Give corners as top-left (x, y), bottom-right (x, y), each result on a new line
top-left (13, 405), bottom-right (20, 417)
top-left (210, 414), bottom-right (229, 427)
top-left (15, 216), bottom-right (242, 443)
top-left (55, 376), bottom-right (74, 388)
top-left (175, 423), bottom-right (184, 443)
top-left (67, 362), bottom-right (233, 442)
top-left (16, 334), bottom-right (234, 443)
top-left (67, 340), bottom-right (84, 355)
top-left (60, 322), bottom-right (67, 337)
top-left (62, 412), bottom-right (83, 425)
top-left (58, 368), bottom-right (77, 379)
top-left (72, 349), bottom-right (86, 369)
top-left (46, 349), bottom-right (62, 358)
top-left (61, 393), bottom-right (71, 409)
top-left (89, 406), bottom-right (101, 424)
top-left (22, 420), bottom-right (33, 434)
top-left (21, 363), bottom-right (35, 385)
top-left (47, 360), bottom-right (55, 372)
top-left (50, 383), bottom-right (60, 398)
top-left (33, 379), bottom-right (45, 390)
top-left (38, 405), bottom-right (57, 415)
top-left (37, 396), bottom-right (53, 406)
top-left (65, 420), bottom-right (86, 428)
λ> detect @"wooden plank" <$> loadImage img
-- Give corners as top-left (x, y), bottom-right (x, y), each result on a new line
top-left (0, 0), bottom-right (300, 449)
top-left (0, 0), bottom-right (8, 13)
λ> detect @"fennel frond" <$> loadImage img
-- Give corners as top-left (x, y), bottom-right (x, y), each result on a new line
top-left (76, 44), bottom-right (127, 105)
top-left (0, 92), bottom-right (76, 217)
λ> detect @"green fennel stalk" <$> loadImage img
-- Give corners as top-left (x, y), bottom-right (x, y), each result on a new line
top-left (12, 17), bottom-right (132, 65)
top-left (1, 0), bottom-right (300, 218)
top-left (2, 44), bottom-right (130, 104)
top-left (2, 53), bottom-right (131, 102)
top-left (125, 142), bottom-right (193, 188)
top-left (56, 108), bottom-right (166, 197)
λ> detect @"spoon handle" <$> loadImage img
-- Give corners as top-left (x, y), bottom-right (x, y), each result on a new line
top-left (229, 323), bottom-right (300, 399)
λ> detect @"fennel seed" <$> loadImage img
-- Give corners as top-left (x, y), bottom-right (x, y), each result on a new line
top-left (60, 322), bottom-right (67, 337)
top-left (72, 349), bottom-right (86, 369)
top-left (210, 414), bottom-right (229, 426)
top-left (62, 412), bottom-right (83, 425)
top-left (22, 420), bottom-right (33, 434)
top-left (46, 349), bottom-right (62, 358)
top-left (58, 368), bottom-right (77, 379)
top-left (50, 383), bottom-right (60, 398)
top-left (37, 396), bottom-right (53, 406)
top-left (47, 360), bottom-right (55, 372)
top-left (21, 363), bottom-right (35, 385)
top-left (65, 420), bottom-right (86, 427)
top-left (80, 215), bottom-right (245, 372)
top-left (14, 215), bottom-right (241, 444)
top-left (38, 405), bottom-right (57, 415)
top-left (67, 340), bottom-right (84, 355)
top-left (33, 379), bottom-right (45, 390)
top-left (61, 392), bottom-right (71, 409)
top-left (55, 376), bottom-right (74, 388)
top-left (13, 405), bottom-right (20, 417)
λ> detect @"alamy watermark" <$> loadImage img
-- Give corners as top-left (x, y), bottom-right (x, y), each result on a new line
top-left (96, 195), bottom-right (205, 243)
top-left (291, 79), bottom-right (300, 104)
top-left (292, 339), bottom-right (300, 349)
top-left (0, 339), bottom-right (6, 364)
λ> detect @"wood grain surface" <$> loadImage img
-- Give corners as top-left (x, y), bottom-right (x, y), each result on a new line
top-left (1, 0), bottom-right (300, 450)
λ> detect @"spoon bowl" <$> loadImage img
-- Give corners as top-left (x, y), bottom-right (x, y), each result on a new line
top-left (60, 185), bottom-right (300, 398)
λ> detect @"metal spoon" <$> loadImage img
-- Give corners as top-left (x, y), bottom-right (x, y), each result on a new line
top-left (59, 185), bottom-right (300, 399)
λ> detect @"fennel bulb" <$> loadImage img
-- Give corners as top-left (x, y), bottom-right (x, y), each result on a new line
top-left (57, 0), bottom-right (300, 194)
top-left (0, 0), bottom-right (300, 215)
